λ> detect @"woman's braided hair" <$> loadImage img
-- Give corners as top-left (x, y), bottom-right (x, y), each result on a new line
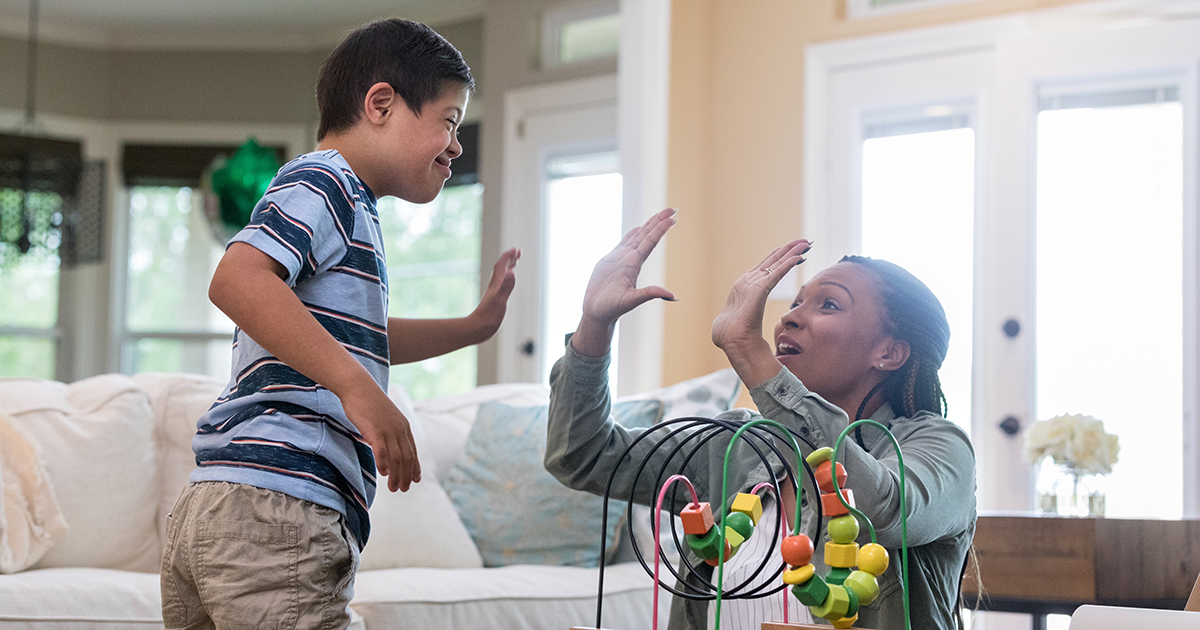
top-left (841, 255), bottom-right (951, 421)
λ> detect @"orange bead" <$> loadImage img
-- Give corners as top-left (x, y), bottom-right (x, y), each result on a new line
top-left (781, 534), bottom-right (814, 566)
top-left (681, 502), bottom-right (714, 535)
top-left (815, 460), bottom-right (847, 494)
top-left (821, 488), bottom-right (855, 517)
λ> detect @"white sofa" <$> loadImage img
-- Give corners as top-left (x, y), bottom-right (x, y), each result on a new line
top-left (0, 369), bottom-right (741, 630)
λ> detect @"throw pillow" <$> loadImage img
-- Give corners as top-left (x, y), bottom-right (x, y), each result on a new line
top-left (0, 409), bottom-right (68, 573)
top-left (359, 385), bottom-right (484, 570)
top-left (444, 399), bottom-right (662, 567)
top-left (619, 368), bottom-right (742, 421)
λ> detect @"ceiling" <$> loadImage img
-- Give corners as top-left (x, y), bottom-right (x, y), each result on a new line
top-left (0, 0), bottom-right (485, 50)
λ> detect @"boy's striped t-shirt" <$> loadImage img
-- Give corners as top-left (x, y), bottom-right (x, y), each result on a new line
top-left (190, 149), bottom-right (389, 548)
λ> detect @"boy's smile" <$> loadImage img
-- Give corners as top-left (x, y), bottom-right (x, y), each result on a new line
top-left (380, 83), bottom-right (471, 204)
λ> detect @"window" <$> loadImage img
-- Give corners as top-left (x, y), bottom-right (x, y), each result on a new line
top-left (124, 185), bottom-right (233, 378)
top-left (541, 150), bottom-right (622, 384)
top-left (541, 1), bottom-right (620, 68)
top-left (1035, 83), bottom-right (1184, 519)
top-left (806, 9), bottom-right (1200, 519)
top-left (0, 187), bottom-right (61, 379)
top-left (377, 182), bottom-right (484, 399)
top-left (0, 133), bottom-right (84, 380)
top-left (860, 103), bottom-right (976, 433)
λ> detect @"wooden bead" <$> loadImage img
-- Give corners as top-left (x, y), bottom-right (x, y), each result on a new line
top-left (843, 570), bottom-right (880, 606)
top-left (782, 563), bottom-right (816, 585)
top-left (821, 489), bottom-right (855, 517)
top-left (825, 541), bottom-right (860, 568)
top-left (815, 460), bottom-right (847, 494)
top-left (827, 514), bottom-right (860, 544)
top-left (810, 584), bottom-right (851, 621)
top-left (725, 511), bottom-right (754, 540)
top-left (857, 542), bottom-right (890, 576)
top-left (806, 447), bottom-right (834, 467)
top-left (686, 526), bottom-right (722, 560)
top-left (680, 502), bottom-right (714, 536)
top-left (790, 572), bottom-right (829, 606)
top-left (831, 613), bottom-right (859, 629)
top-left (826, 566), bottom-right (852, 586)
top-left (702, 541), bottom-right (733, 566)
top-left (780, 534), bottom-right (814, 566)
top-left (724, 525), bottom-right (746, 554)
top-left (731, 492), bottom-right (764, 525)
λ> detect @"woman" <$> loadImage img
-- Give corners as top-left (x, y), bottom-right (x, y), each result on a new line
top-left (545, 208), bottom-right (975, 630)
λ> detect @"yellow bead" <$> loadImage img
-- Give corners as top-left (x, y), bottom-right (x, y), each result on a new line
top-left (825, 541), bottom-right (859, 568)
top-left (782, 563), bottom-right (816, 585)
top-left (731, 492), bottom-right (764, 525)
top-left (831, 613), bottom-right (859, 629)
top-left (857, 543), bottom-right (890, 576)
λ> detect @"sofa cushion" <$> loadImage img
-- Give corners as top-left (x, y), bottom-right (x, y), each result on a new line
top-left (0, 375), bottom-right (160, 573)
top-left (350, 561), bottom-right (665, 630)
top-left (0, 567), bottom-right (365, 630)
top-left (130, 372), bottom-right (226, 549)
top-left (619, 367), bottom-right (742, 421)
top-left (444, 399), bottom-right (662, 568)
top-left (359, 386), bottom-right (483, 571)
top-left (410, 383), bottom-right (551, 482)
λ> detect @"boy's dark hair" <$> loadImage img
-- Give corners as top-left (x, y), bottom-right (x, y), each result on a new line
top-left (841, 255), bottom-right (951, 421)
top-left (316, 18), bottom-right (474, 141)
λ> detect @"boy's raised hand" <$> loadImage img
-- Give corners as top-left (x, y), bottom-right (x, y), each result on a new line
top-left (470, 247), bottom-right (521, 340)
top-left (342, 386), bottom-right (421, 493)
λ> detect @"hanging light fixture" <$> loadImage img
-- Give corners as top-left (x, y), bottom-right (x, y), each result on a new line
top-left (1, 0), bottom-right (84, 265)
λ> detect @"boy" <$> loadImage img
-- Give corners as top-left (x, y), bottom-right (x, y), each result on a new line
top-left (161, 18), bottom-right (519, 629)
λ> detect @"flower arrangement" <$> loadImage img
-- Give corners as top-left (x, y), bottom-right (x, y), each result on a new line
top-left (1024, 413), bottom-right (1120, 475)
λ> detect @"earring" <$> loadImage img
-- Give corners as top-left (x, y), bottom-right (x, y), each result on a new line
top-left (878, 363), bottom-right (884, 369)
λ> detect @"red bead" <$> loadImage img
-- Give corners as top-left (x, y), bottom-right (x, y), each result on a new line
top-left (815, 460), bottom-right (847, 494)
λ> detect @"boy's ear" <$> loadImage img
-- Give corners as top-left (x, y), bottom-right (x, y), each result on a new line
top-left (363, 82), bottom-right (398, 126)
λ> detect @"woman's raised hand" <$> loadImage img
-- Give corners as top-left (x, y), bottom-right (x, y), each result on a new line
top-left (711, 239), bottom-right (811, 386)
top-left (571, 208), bottom-right (677, 356)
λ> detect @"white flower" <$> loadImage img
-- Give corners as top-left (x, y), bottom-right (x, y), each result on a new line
top-left (1024, 413), bottom-right (1120, 475)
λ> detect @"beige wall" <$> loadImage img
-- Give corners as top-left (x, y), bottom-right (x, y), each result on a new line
top-left (663, 0), bottom-right (1094, 398)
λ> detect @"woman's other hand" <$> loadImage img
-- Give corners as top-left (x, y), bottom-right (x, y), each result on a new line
top-left (571, 208), bottom-right (678, 356)
top-left (711, 239), bottom-right (810, 387)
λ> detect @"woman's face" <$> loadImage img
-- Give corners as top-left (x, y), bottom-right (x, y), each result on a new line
top-left (773, 262), bottom-right (895, 408)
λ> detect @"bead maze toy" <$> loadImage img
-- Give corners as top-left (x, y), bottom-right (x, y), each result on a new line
top-left (569, 416), bottom-right (912, 630)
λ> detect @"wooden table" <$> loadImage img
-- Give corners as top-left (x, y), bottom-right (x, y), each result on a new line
top-left (961, 514), bottom-right (1200, 626)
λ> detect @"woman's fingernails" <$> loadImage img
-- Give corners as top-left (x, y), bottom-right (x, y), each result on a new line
top-left (801, 243), bottom-right (813, 254)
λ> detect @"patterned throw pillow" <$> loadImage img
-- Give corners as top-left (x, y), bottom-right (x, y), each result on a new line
top-left (444, 399), bottom-right (662, 567)
top-left (619, 367), bottom-right (742, 420)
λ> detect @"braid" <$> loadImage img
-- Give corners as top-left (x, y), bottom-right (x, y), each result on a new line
top-left (840, 255), bottom-right (951, 419)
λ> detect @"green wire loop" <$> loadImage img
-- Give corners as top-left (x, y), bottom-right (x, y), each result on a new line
top-left (713, 418), bottom-right (805, 626)
top-left (832, 419), bottom-right (911, 630)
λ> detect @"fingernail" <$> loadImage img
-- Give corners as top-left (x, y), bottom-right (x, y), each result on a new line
top-left (795, 258), bottom-right (805, 266)
top-left (662, 297), bottom-right (678, 302)
top-left (801, 244), bottom-right (813, 254)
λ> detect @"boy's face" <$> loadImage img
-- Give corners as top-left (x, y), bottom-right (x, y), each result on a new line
top-left (381, 82), bottom-right (470, 204)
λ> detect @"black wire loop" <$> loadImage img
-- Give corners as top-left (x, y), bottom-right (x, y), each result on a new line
top-left (592, 416), bottom-right (822, 628)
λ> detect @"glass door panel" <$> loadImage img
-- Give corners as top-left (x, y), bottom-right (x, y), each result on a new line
top-left (1035, 94), bottom-right (1184, 519)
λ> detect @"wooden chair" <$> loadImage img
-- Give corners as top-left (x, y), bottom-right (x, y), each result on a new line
top-left (1186, 571), bottom-right (1200, 612)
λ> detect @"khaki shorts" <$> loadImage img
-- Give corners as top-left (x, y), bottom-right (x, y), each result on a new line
top-left (161, 481), bottom-right (359, 630)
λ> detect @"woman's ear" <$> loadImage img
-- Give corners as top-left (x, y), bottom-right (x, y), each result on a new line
top-left (876, 339), bottom-right (911, 372)
top-left (363, 82), bottom-right (397, 125)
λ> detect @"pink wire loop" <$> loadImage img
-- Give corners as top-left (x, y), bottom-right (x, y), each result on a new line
top-left (652, 475), bottom-right (700, 630)
top-left (749, 482), bottom-right (790, 624)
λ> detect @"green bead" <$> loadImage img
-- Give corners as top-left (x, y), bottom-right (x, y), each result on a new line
top-left (826, 566), bottom-right (852, 585)
top-left (827, 514), bottom-right (860, 544)
top-left (686, 527), bottom-right (722, 560)
top-left (725, 511), bottom-right (754, 540)
top-left (791, 572), bottom-right (830, 606)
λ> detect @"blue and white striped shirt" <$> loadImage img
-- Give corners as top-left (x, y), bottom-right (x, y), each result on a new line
top-left (191, 150), bottom-right (388, 548)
